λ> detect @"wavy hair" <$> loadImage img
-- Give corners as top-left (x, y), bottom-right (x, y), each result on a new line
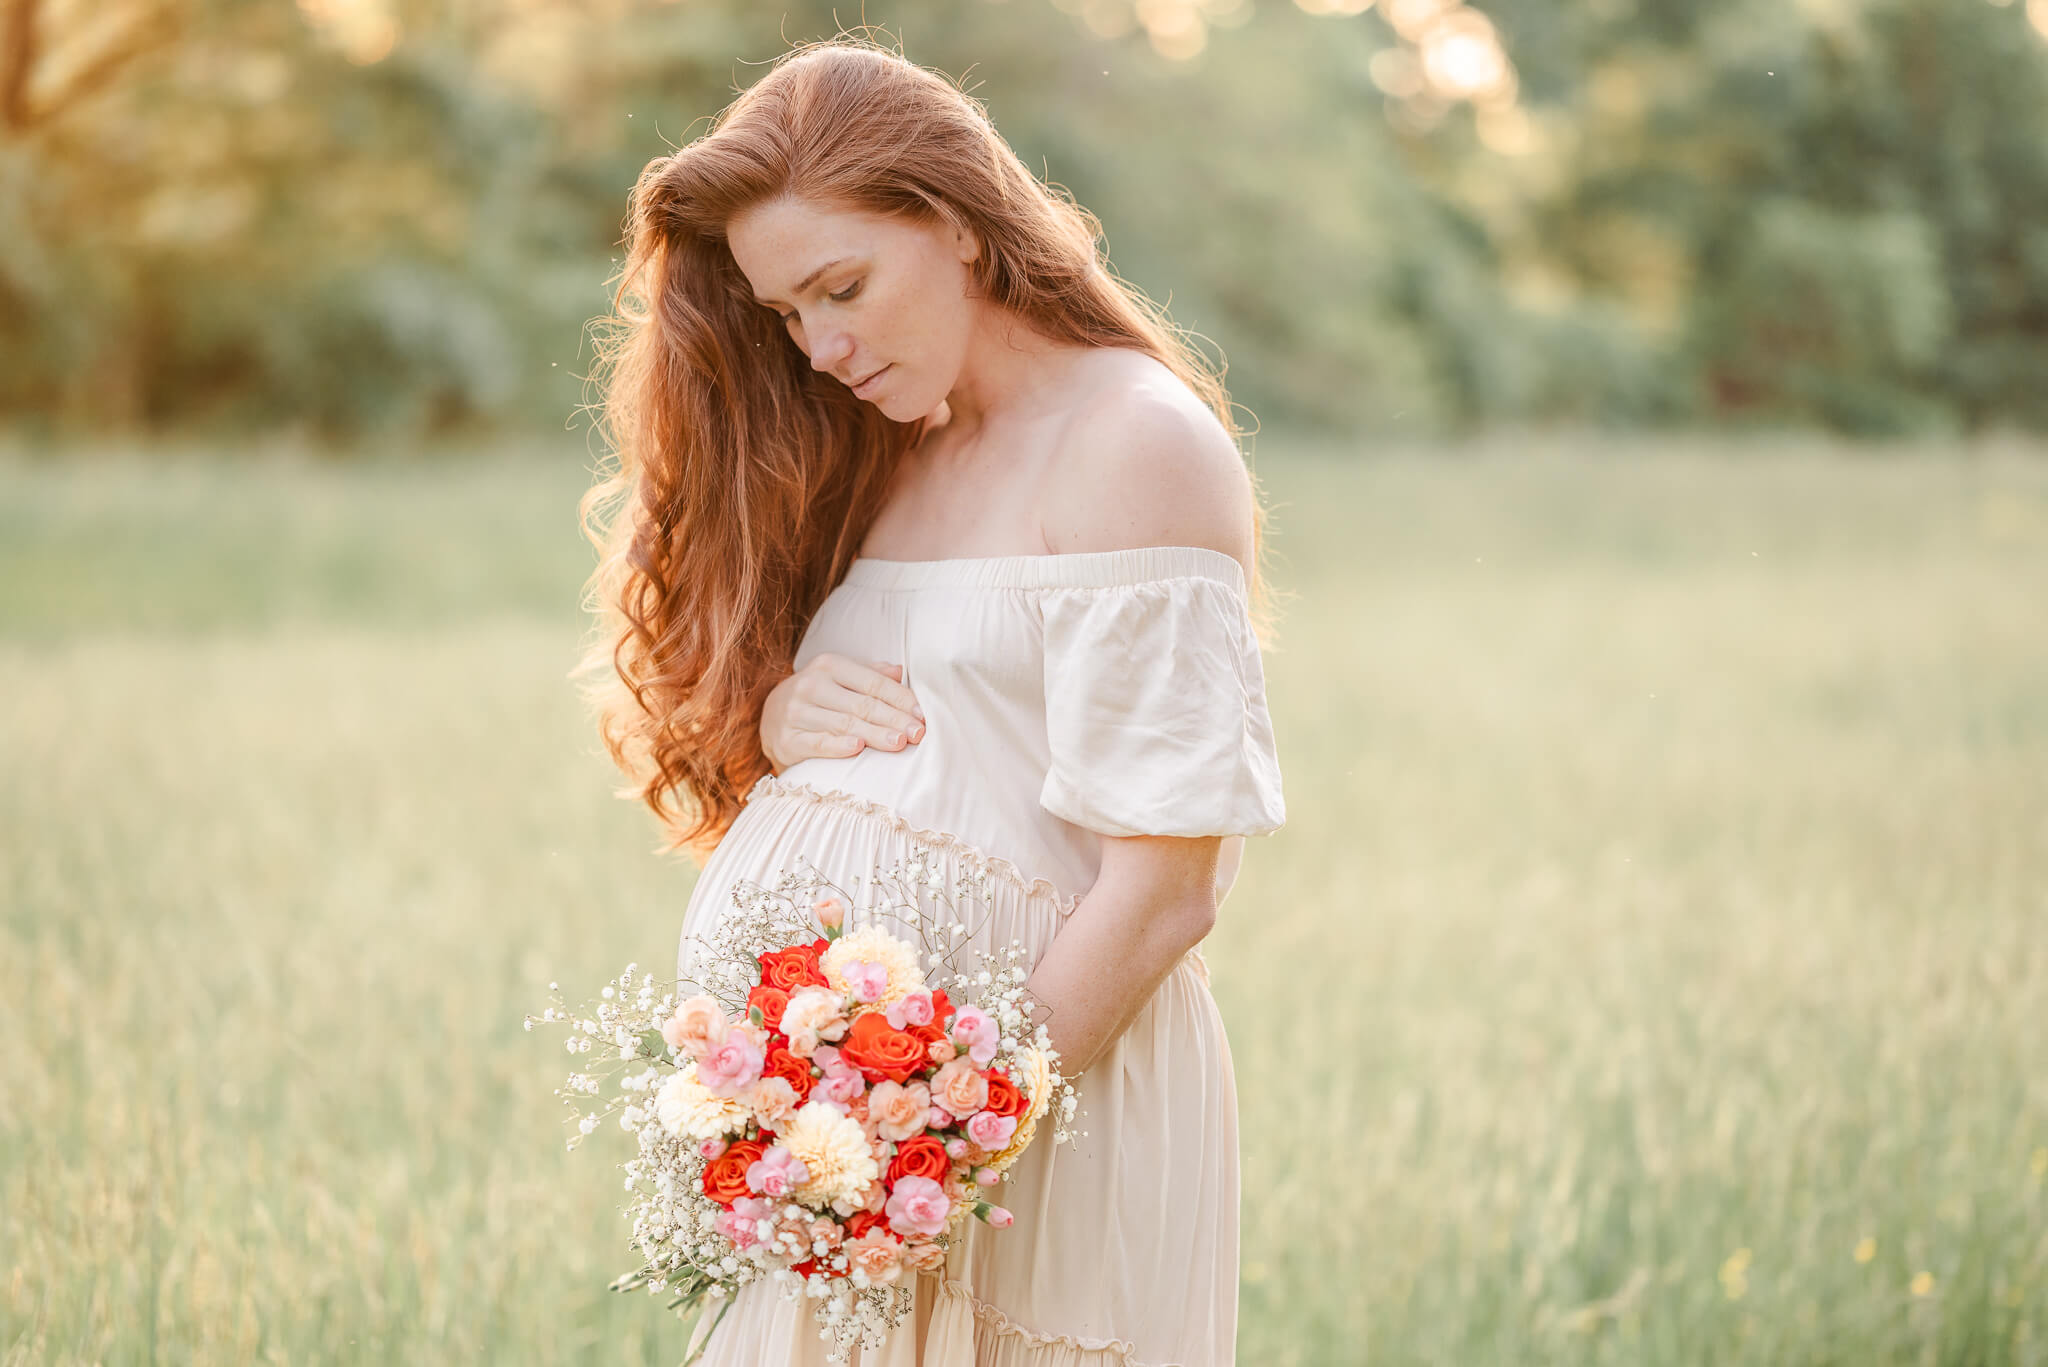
top-left (573, 34), bottom-right (1277, 859)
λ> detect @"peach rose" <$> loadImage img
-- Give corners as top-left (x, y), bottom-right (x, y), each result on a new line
top-left (865, 1080), bottom-right (933, 1143)
top-left (843, 1228), bottom-right (904, 1286)
top-left (926, 1038), bottom-right (957, 1065)
top-left (931, 1057), bottom-right (988, 1120)
top-left (661, 995), bottom-right (727, 1059)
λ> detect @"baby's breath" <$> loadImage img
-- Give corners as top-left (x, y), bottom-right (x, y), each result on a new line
top-left (530, 853), bottom-right (1088, 1365)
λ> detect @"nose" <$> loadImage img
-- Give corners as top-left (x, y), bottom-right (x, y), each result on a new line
top-left (806, 323), bottom-right (854, 375)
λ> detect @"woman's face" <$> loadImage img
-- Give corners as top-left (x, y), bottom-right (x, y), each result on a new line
top-left (725, 195), bottom-right (980, 424)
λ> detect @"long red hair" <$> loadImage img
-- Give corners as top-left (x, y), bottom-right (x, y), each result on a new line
top-left (574, 34), bottom-right (1276, 859)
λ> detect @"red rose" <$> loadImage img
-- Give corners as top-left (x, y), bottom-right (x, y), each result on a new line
top-left (702, 1138), bottom-right (764, 1206)
top-left (747, 983), bottom-right (790, 1030)
top-left (887, 1134), bottom-right (952, 1185)
top-left (839, 1012), bottom-right (928, 1084)
top-left (843, 1210), bottom-right (888, 1241)
top-left (790, 1256), bottom-right (820, 1278)
top-left (758, 939), bottom-right (830, 994)
top-left (763, 1045), bottom-right (814, 1101)
top-left (983, 1069), bottom-right (1027, 1120)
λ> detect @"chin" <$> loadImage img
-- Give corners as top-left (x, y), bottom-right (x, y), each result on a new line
top-left (870, 389), bottom-right (926, 423)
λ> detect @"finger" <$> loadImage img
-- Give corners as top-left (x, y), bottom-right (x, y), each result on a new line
top-left (793, 696), bottom-right (918, 751)
top-left (793, 729), bottom-right (864, 757)
top-left (846, 661), bottom-right (923, 723)
top-left (825, 680), bottom-right (924, 741)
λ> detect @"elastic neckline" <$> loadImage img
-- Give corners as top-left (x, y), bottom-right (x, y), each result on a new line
top-left (840, 543), bottom-right (1247, 593)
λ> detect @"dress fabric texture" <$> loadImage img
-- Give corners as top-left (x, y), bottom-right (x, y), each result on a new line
top-left (674, 544), bottom-right (1287, 1367)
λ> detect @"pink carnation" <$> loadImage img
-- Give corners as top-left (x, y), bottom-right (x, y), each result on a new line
top-left (746, 1144), bottom-right (810, 1199)
top-left (885, 1175), bottom-right (951, 1238)
top-left (715, 1195), bottom-right (776, 1250)
top-left (813, 1046), bottom-right (867, 1107)
top-left (698, 1031), bottom-right (766, 1097)
top-left (949, 1005), bottom-right (999, 1066)
top-left (885, 989), bottom-right (935, 1030)
top-left (844, 959), bottom-right (889, 1003)
top-left (965, 1110), bottom-right (1019, 1151)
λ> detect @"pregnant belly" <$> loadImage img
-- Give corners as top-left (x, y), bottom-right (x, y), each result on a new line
top-left (677, 775), bottom-right (1214, 994)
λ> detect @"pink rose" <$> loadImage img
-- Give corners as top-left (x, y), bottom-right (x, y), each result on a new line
top-left (697, 1137), bottom-right (727, 1160)
top-left (931, 1057), bottom-right (989, 1119)
top-left (843, 1228), bottom-right (905, 1286)
top-left (949, 1005), bottom-right (998, 1067)
top-left (865, 1079), bottom-right (933, 1143)
top-left (661, 995), bottom-right (728, 1060)
top-left (986, 1205), bottom-right (1014, 1229)
top-left (885, 1175), bottom-right (951, 1238)
top-left (745, 1144), bottom-right (810, 1198)
top-left (974, 1165), bottom-right (1000, 1186)
top-left (885, 989), bottom-right (935, 1030)
top-left (812, 894), bottom-right (847, 931)
top-left (965, 1110), bottom-right (1018, 1151)
top-left (944, 1137), bottom-right (969, 1159)
top-left (698, 1032), bottom-right (765, 1098)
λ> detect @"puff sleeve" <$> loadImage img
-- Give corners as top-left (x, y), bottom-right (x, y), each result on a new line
top-left (1037, 573), bottom-right (1287, 839)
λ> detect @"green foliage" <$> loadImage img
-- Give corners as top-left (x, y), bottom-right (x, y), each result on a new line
top-left (1508, 0), bottom-right (2048, 434)
top-left (2, 0), bottom-right (2045, 442)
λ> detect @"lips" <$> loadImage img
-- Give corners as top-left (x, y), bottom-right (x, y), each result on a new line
top-left (851, 365), bottom-right (891, 395)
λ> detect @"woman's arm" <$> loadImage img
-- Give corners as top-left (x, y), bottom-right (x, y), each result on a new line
top-left (1021, 834), bottom-right (1221, 1076)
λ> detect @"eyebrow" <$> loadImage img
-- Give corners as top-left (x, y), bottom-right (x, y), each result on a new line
top-left (753, 257), bottom-right (852, 307)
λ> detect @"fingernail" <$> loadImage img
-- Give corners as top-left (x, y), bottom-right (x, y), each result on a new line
top-left (909, 724), bottom-right (924, 741)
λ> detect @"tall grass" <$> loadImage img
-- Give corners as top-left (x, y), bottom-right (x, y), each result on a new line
top-left (3, 438), bottom-right (2044, 1365)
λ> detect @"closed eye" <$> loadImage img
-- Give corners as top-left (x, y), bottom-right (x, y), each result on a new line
top-left (777, 279), bottom-right (862, 323)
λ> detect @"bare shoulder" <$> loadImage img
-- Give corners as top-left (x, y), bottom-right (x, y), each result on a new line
top-left (1040, 350), bottom-right (1254, 573)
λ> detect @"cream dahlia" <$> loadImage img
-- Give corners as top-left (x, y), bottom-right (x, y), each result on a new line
top-left (781, 1100), bottom-right (881, 1209)
top-left (819, 926), bottom-right (926, 1010)
top-left (652, 1062), bottom-right (753, 1141)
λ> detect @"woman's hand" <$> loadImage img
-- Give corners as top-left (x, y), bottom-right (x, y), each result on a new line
top-left (760, 653), bottom-right (925, 773)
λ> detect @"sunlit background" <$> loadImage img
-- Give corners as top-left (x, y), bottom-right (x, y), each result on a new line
top-left (4, 1), bottom-right (2047, 1364)
top-left (9, 0), bottom-right (2048, 437)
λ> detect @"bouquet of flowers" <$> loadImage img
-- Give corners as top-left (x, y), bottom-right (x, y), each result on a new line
top-left (528, 854), bottom-right (1081, 1364)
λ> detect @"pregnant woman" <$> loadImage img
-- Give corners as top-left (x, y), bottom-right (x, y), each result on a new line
top-left (575, 37), bottom-right (1287, 1367)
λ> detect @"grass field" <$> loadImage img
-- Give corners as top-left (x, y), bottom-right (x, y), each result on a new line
top-left (4, 436), bottom-right (2046, 1365)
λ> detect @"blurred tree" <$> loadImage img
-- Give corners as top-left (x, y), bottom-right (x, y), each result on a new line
top-left (1486, 0), bottom-right (2048, 433)
top-left (2, 0), bottom-right (2044, 443)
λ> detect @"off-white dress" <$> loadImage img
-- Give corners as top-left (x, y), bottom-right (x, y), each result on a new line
top-left (675, 545), bottom-right (1287, 1367)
